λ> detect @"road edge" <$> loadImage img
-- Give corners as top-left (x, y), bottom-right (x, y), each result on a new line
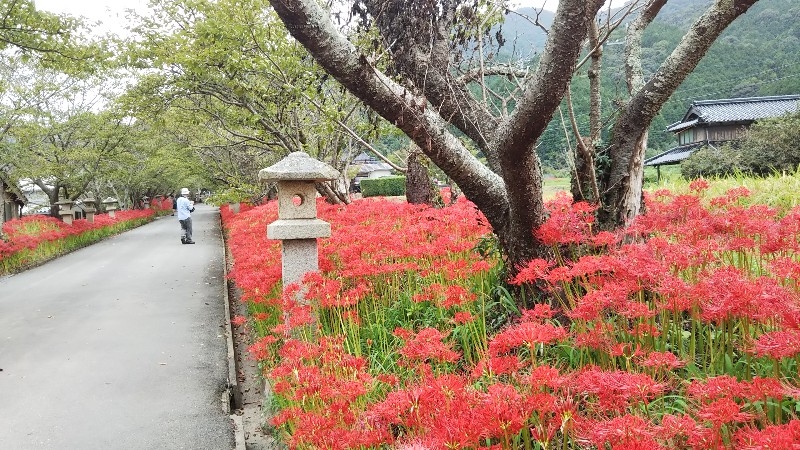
top-left (220, 212), bottom-right (246, 450)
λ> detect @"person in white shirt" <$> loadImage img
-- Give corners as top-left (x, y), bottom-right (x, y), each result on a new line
top-left (176, 188), bottom-right (195, 244)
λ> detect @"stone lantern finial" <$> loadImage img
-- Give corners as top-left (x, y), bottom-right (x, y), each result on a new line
top-left (259, 152), bottom-right (340, 288)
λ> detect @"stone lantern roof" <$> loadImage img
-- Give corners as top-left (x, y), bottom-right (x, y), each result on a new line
top-left (258, 152), bottom-right (339, 182)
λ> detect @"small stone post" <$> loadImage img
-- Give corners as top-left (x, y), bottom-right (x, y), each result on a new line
top-left (55, 199), bottom-right (74, 225)
top-left (102, 197), bottom-right (119, 218)
top-left (83, 198), bottom-right (97, 223)
top-left (259, 152), bottom-right (340, 289)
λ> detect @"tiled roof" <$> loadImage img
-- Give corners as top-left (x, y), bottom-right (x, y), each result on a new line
top-left (666, 118), bottom-right (698, 132)
top-left (644, 143), bottom-right (706, 167)
top-left (353, 152), bottom-right (378, 164)
top-left (0, 171), bottom-right (27, 204)
top-left (668, 95), bottom-right (800, 131)
top-left (357, 162), bottom-right (393, 173)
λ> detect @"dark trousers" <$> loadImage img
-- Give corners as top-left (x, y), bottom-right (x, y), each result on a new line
top-left (179, 218), bottom-right (193, 241)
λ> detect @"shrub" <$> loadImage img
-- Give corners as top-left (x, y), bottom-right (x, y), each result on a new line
top-left (360, 175), bottom-right (406, 197)
top-left (738, 110), bottom-right (800, 175)
top-left (682, 111), bottom-right (800, 179)
top-left (681, 143), bottom-right (742, 178)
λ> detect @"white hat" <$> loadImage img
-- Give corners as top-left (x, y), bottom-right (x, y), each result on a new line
top-left (180, 188), bottom-right (190, 195)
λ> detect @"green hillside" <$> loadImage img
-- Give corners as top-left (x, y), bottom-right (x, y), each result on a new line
top-left (498, 0), bottom-right (800, 169)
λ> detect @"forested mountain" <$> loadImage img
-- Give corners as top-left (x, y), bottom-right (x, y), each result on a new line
top-left (502, 0), bottom-right (800, 170)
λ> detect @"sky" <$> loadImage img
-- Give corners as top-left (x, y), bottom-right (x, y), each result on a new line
top-left (34, 0), bottom-right (629, 34)
top-left (34, 0), bottom-right (148, 34)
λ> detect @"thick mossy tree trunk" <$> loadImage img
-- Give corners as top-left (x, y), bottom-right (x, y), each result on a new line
top-left (406, 145), bottom-right (443, 207)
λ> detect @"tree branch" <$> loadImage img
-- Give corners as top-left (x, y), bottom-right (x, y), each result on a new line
top-left (267, 0), bottom-right (508, 224)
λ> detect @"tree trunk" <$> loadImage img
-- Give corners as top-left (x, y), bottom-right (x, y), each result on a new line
top-left (600, 0), bottom-right (759, 228)
top-left (405, 145), bottom-right (442, 207)
top-left (571, 136), bottom-right (599, 204)
top-left (571, 22), bottom-right (603, 205)
top-left (34, 180), bottom-right (60, 218)
top-left (315, 181), bottom-right (349, 205)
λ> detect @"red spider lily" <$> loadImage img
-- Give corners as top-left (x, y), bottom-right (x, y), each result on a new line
top-left (769, 257), bottom-right (800, 282)
top-left (269, 337), bottom-right (380, 449)
top-left (221, 184), bottom-right (800, 449)
top-left (687, 375), bottom-right (746, 402)
top-left (750, 328), bottom-right (800, 359)
top-left (629, 322), bottom-right (661, 338)
top-left (696, 398), bottom-right (754, 426)
top-left (470, 354), bottom-right (522, 378)
top-left (689, 178), bottom-right (711, 194)
top-left (488, 322), bottom-right (568, 357)
top-left (397, 328), bottom-right (461, 364)
top-left (520, 304), bottom-right (557, 322)
top-left (412, 283), bottom-right (445, 304)
top-left (442, 284), bottom-right (475, 308)
top-left (248, 335), bottom-right (278, 361)
top-left (570, 367), bottom-right (665, 414)
top-left (607, 342), bottom-right (645, 359)
top-left (577, 414), bottom-right (663, 450)
top-left (231, 315), bottom-right (247, 326)
top-left (286, 407), bottom-right (392, 450)
top-left (656, 413), bottom-right (699, 445)
top-left (638, 351), bottom-right (685, 370)
top-left (741, 376), bottom-right (788, 402)
top-left (536, 193), bottom-right (597, 246)
top-left (692, 267), bottom-right (764, 324)
top-left (480, 383), bottom-right (533, 438)
top-left (367, 373), bottom-right (486, 447)
top-left (572, 322), bottom-right (615, 351)
top-left (526, 364), bottom-right (564, 391)
top-left (1, 210), bottom-right (157, 274)
top-left (567, 254), bottom-right (615, 279)
top-left (590, 230), bottom-right (618, 248)
top-left (452, 311), bottom-right (475, 325)
top-left (511, 258), bottom-right (550, 285)
top-left (253, 312), bottom-right (270, 321)
top-left (734, 419), bottom-right (800, 449)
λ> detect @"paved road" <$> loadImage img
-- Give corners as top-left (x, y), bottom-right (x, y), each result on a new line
top-left (0, 204), bottom-right (234, 449)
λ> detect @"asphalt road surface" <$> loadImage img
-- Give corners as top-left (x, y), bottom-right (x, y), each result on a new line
top-left (0, 204), bottom-right (234, 449)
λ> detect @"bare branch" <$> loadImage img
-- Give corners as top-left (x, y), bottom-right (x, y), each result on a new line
top-left (457, 64), bottom-right (530, 84)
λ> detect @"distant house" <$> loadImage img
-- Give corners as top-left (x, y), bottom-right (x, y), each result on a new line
top-left (645, 94), bottom-right (800, 172)
top-left (1, 172), bottom-right (27, 225)
top-left (350, 152), bottom-right (394, 192)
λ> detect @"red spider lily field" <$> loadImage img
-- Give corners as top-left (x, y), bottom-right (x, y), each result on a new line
top-left (222, 180), bottom-right (800, 450)
top-left (0, 209), bottom-right (158, 275)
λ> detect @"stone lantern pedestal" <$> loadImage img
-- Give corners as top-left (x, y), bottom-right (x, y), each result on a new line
top-left (259, 152), bottom-right (340, 289)
top-left (102, 197), bottom-right (119, 218)
top-left (55, 199), bottom-right (74, 225)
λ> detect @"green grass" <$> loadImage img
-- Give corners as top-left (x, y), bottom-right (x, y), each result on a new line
top-left (542, 176), bottom-right (570, 200)
top-left (646, 169), bottom-right (800, 212)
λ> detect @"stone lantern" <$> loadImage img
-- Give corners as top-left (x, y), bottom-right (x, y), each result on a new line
top-left (102, 197), bottom-right (119, 218)
top-left (83, 197), bottom-right (97, 223)
top-left (259, 152), bottom-right (340, 289)
top-left (54, 199), bottom-right (74, 225)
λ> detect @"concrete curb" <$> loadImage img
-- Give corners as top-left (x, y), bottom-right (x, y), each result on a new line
top-left (220, 212), bottom-right (246, 450)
